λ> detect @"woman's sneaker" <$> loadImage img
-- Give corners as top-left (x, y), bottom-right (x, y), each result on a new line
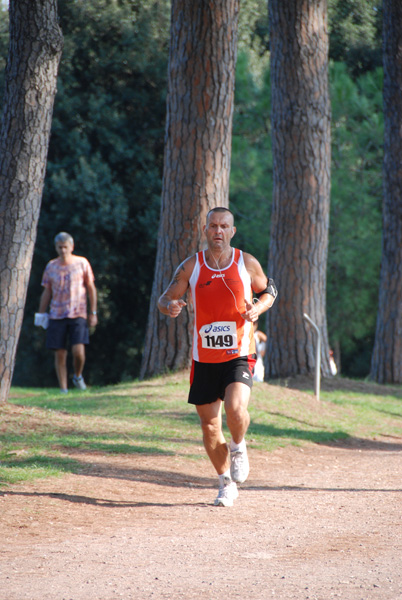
top-left (214, 477), bottom-right (239, 507)
top-left (72, 375), bottom-right (87, 390)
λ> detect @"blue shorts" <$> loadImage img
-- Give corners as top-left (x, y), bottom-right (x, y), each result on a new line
top-left (188, 355), bottom-right (256, 406)
top-left (46, 318), bottom-right (89, 350)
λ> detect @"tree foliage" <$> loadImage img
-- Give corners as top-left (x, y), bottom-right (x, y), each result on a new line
top-left (328, 0), bottom-right (382, 76)
top-left (328, 63), bottom-right (383, 375)
top-left (0, 0), bottom-right (387, 386)
top-left (230, 58), bottom-right (383, 378)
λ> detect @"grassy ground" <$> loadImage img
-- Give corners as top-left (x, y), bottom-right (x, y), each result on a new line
top-left (1, 372), bottom-right (401, 487)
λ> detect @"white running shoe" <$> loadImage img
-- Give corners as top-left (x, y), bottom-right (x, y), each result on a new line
top-left (72, 375), bottom-right (87, 390)
top-left (230, 446), bottom-right (249, 483)
top-left (214, 477), bottom-right (239, 507)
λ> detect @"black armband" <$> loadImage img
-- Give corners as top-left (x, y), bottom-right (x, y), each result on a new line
top-left (255, 278), bottom-right (278, 300)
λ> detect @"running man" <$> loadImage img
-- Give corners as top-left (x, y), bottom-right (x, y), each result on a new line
top-left (158, 207), bottom-right (277, 506)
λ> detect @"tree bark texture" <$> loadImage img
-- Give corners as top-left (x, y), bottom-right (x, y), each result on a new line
top-left (370, 0), bottom-right (402, 383)
top-left (0, 0), bottom-right (63, 401)
top-left (266, 0), bottom-right (332, 379)
top-left (141, 0), bottom-right (239, 378)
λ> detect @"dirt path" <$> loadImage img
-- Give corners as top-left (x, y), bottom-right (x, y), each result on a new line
top-left (1, 437), bottom-right (401, 600)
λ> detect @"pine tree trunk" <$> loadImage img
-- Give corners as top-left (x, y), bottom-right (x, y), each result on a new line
top-left (141, 0), bottom-right (239, 378)
top-left (266, 0), bottom-right (332, 379)
top-left (0, 0), bottom-right (63, 402)
top-left (370, 0), bottom-right (402, 383)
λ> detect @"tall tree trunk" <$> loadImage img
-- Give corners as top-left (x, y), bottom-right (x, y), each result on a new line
top-left (370, 0), bottom-right (402, 383)
top-left (0, 0), bottom-right (63, 402)
top-left (266, 0), bottom-right (332, 379)
top-left (141, 0), bottom-right (239, 378)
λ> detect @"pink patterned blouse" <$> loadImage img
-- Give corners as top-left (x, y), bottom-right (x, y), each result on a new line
top-left (41, 256), bottom-right (95, 320)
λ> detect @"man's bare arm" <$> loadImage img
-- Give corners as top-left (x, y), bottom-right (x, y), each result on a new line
top-left (38, 286), bottom-right (52, 313)
top-left (157, 256), bottom-right (195, 318)
top-left (86, 279), bottom-right (98, 327)
top-left (243, 253), bottom-right (277, 322)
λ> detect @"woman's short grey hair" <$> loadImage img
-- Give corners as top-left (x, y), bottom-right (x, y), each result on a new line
top-left (54, 232), bottom-right (74, 246)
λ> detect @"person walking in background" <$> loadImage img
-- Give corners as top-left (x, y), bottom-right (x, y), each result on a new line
top-left (35, 232), bottom-right (98, 393)
top-left (157, 207), bottom-right (277, 507)
top-left (329, 349), bottom-right (338, 376)
top-left (253, 322), bottom-right (267, 382)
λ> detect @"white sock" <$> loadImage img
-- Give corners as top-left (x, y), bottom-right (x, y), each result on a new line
top-left (230, 438), bottom-right (245, 452)
top-left (218, 469), bottom-right (231, 486)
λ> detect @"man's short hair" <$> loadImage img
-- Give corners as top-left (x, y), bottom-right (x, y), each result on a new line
top-left (54, 232), bottom-right (74, 246)
top-left (206, 206), bottom-right (234, 223)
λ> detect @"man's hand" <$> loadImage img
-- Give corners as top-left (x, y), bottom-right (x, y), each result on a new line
top-left (167, 299), bottom-right (187, 318)
top-left (34, 313), bottom-right (49, 330)
top-left (241, 299), bottom-right (258, 322)
top-left (88, 313), bottom-right (98, 328)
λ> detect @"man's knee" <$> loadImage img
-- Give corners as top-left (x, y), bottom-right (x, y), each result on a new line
top-left (55, 349), bottom-right (67, 364)
top-left (226, 408), bottom-right (250, 438)
top-left (226, 404), bottom-right (249, 423)
top-left (72, 344), bottom-right (85, 359)
top-left (202, 420), bottom-right (221, 440)
top-left (197, 404), bottom-right (222, 439)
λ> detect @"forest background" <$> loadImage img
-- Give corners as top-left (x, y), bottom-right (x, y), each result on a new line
top-left (0, 0), bottom-right (384, 387)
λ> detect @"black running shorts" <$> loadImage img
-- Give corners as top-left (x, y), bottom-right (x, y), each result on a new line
top-left (46, 317), bottom-right (89, 350)
top-left (188, 355), bottom-right (256, 406)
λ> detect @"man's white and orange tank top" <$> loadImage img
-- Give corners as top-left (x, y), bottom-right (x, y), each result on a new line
top-left (189, 248), bottom-right (256, 363)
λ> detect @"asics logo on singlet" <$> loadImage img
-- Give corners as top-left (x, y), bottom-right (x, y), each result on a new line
top-left (204, 324), bottom-right (231, 333)
top-left (211, 273), bottom-right (225, 279)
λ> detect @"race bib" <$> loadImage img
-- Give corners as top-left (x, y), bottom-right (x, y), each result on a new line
top-left (199, 321), bottom-right (237, 350)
